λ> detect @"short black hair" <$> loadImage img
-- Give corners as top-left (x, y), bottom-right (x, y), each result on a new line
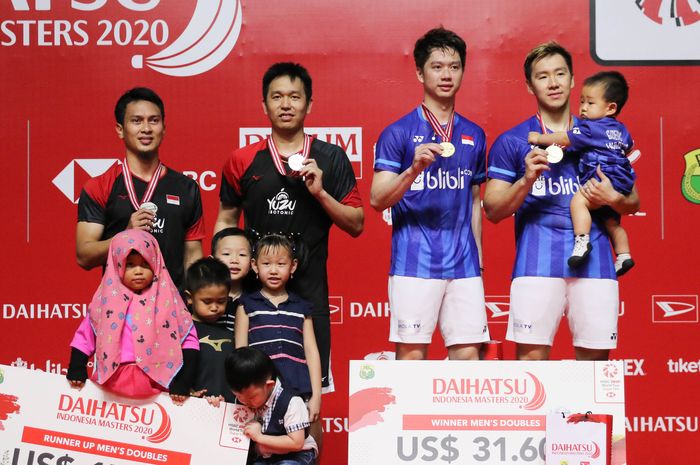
top-left (583, 71), bottom-right (629, 115)
top-left (225, 347), bottom-right (278, 392)
top-left (413, 27), bottom-right (467, 70)
top-left (211, 227), bottom-right (252, 255)
top-left (262, 62), bottom-right (312, 103)
top-left (185, 257), bottom-right (232, 295)
top-left (114, 87), bottom-right (165, 125)
top-left (523, 41), bottom-right (573, 82)
top-left (253, 234), bottom-right (295, 261)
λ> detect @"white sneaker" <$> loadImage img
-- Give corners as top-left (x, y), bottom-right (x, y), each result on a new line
top-left (615, 253), bottom-right (635, 277)
top-left (568, 235), bottom-right (592, 268)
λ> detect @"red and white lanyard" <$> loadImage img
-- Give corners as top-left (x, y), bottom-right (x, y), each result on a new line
top-left (421, 103), bottom-right (454, 143)
top-left (121, 158), bottom-right (163, 211)
top-left (267, 134), bottom-right (312, 175)
top-left (535, 112), bottom-right (573, 134)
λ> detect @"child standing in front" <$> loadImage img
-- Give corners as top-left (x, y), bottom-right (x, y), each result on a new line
top-left (185, 256), bottom-right (237, 403)
top-left (212, 227), bottom-right (253, 331)
top-left (528, 71), bottom-right (636, 275)
top-left (235, 235), bottom-right (322, 434)
top-left (66, 229), bottom-right (199, 402)
top-left (226, 347), bottom-right (317, 465)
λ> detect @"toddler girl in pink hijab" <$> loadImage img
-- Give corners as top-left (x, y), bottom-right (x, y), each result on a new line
top-left (67, 229), bottom-right (199, 402)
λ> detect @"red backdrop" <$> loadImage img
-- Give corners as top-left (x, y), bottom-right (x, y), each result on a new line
top-left (2, 1), bottom-right (699, 463)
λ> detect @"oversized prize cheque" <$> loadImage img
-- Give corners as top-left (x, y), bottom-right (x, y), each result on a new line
top-left (0, 364), bottom-right (250, 465)
top-left (348, 360), bottom-right (626, 465)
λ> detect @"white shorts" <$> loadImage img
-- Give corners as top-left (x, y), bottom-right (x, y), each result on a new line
top-left (388, 275), bottom-right (490, 346)
top-left (506, 277), bottom-right (619, 349)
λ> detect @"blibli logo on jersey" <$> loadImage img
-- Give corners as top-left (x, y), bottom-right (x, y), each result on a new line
top-left (410, 168), bottom-right (472, 191)
top-left (267, 189), bottom-right (296, 215)
top-left (531, 174), bottom-right (581, 197)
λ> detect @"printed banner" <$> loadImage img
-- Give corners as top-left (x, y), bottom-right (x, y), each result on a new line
top-left (546, 411), bottom-right (613, 465)
top-left (0, 365), bottom-right (250, 465)
top-left (2, 1), bottom-right (700, 463)
top-left (348, 360), bottom-right (626, 465)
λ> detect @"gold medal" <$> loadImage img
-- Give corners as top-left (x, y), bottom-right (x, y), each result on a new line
top-left (545, 145), bottom-right (564, 164)
top-left (440, 142), bottom-right (456, 158)
top-left (422, 103), bottom-right (457, 159)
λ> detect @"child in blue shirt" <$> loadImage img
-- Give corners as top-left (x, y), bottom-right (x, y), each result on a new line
top-left (235, 234), bottom-right (322, 439)
top-left (529, 71), bottom-right (636, 275)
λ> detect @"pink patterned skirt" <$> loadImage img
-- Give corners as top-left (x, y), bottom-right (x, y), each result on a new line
top-left (92, 363), bottom-right (164, 398)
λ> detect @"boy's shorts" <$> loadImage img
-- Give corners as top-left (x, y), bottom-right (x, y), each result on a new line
top-left (506, 276), bottom-right (619, 349)
top-left (388, 275), bottom-right (490, 346)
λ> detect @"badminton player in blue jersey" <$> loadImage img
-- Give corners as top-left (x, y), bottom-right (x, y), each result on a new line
top-left (484, 42), bottom-right (640, 362)
top-left (528, 71), bottom-right (636, 276)
top-left (371, 27), bottom-right (489, 361)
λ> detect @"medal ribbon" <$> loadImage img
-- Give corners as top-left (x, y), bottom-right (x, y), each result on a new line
top-left (421, 103), bottom-right (454, 143)
top-left (121, 158), bottom-right (163, 211)
top-left (267, 134), bottom-right (312, 175)
top-left (535, 112), bottom-right (574, 134)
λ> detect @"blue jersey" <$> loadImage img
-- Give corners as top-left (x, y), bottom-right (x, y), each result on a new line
top-left (568, 117), bottom-right (636, 195)
top-left (374, 106), bottom-right (486, 279)
top-left (488, 115), bottom-right (616, 280)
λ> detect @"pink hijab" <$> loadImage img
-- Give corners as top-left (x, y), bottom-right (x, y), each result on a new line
top-left (89, 229), bottom-right (193, 389)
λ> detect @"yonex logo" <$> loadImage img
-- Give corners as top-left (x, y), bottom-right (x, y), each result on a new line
top-left (652, 295), bottom-right (698, 323)
top-left (412, 135), bottom-right (424, 143)
top-left (610, 359), bottom-right (646, 376)
top-left (624, 359), bottom-right (645, 376)
top-left (52, 158), bottom-right (119, 203)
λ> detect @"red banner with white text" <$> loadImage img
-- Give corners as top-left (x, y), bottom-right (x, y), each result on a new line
top-left (1, 1), bottom-right (699, 463)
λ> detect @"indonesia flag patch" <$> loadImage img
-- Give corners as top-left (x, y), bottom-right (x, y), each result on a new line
top-left (166, 194), bottom-right (180, 205)
top-left (461, 135), bottom-right (474, 146)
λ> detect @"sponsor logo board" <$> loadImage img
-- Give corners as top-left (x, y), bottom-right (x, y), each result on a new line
top-left (681, 148), bottom-right (700, 204)
top-left (329, 296), bottom-right (343, 325)
top-left (652, 295), bottom-right (698, 323)
top-left (3, 1), bottom-right (243, 77)
top-left (592, 0), bottom-right (700, 64)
